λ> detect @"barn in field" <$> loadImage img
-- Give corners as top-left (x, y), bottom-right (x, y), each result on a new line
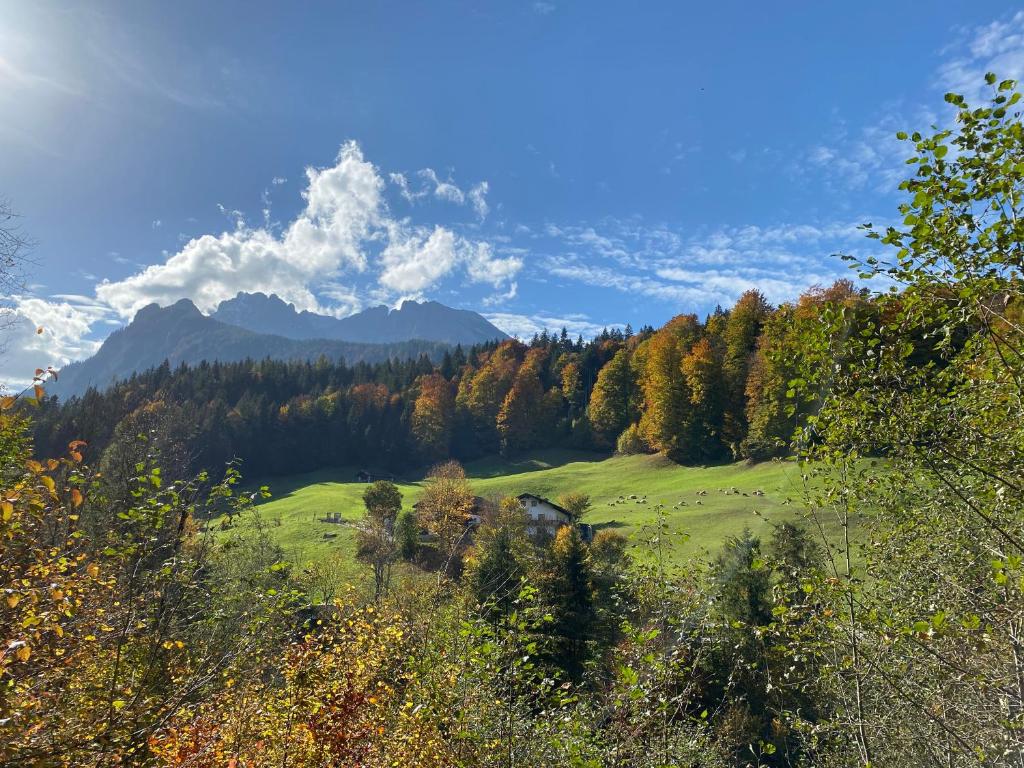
top-left (355, 470), bottom-right (395, 483)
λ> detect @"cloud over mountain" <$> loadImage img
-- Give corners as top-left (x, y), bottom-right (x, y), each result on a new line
top-left (2, 142), bottom-right (519, 387)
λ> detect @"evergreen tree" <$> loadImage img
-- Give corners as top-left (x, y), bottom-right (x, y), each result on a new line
top-left (539, 526), bottom-right (597, 680)
top-left (468, 497), bottom-right (532, 621)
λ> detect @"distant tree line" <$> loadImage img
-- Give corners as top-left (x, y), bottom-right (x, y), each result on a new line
top-left (31, 280), bottom-right (879, 476)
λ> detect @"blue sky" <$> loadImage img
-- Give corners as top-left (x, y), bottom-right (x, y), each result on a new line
top-left (2, 1), bottom-right (1024, 381)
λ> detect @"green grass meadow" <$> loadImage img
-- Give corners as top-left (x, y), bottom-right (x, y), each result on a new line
top-left (240, 449), bottom-right (830, 576)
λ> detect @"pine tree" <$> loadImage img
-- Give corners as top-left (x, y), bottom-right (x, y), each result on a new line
top-left (468, 497), bottom-right (532, 621)
top-left (539, 525), bottom-right (597, 680)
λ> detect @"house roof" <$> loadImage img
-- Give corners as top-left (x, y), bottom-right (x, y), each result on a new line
top-left (516, 493), bottom-right (573, 518)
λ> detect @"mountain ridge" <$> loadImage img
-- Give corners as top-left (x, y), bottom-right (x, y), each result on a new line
top-left (50, 295), bottom-right (508, 399)
top-left (211, 293), bottom-right (509, 346)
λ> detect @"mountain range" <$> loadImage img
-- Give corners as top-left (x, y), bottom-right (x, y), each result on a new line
top-left (50, 295), bottom-right (508, 399)
top-left (212, 292), bottom-right (508, 346)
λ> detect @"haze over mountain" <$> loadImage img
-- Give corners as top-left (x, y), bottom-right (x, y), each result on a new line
top-left (211, 293), bottom-right (509, 346)
top-left (50, 298), bottom-right (460, 399)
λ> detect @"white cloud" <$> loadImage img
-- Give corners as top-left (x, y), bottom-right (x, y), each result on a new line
top-left (0, 296), bottom-right (112, 388)
top-left (1, 141), bottom-right (518, 379)
top-left (420, 168), bottom-right (465, 204)
top-left (379, 226), bottom-right (521, 295)
top-left (802, 109), bottom-right (928, 193)
top-left (380, 226), bottom-right (461, 294)
top-left (540, 218), bottom-right (876, 309)
top-left (469, 181), bottom-right (490, 220)
top-left (95, 141), bottom-right (515, 318)
top-left (390, 168), bottom-right (490, 220)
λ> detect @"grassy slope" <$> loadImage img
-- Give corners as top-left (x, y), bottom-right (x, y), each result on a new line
top-left (250, 449), bottom-right (822, 574)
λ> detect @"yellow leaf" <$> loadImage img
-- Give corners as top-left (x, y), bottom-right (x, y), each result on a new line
top-left (1, 501), bottom-right (12, 521)
top-left (86, 563), bottom-right (100, 578)
top-left (6, 593), bottom-right (20, 608)
top-left (15, 644), bottom-right (30, 662)
top-left (40, 476), bottom-right (55, 497)
top-left (71, 489), bottom-right (83, 508)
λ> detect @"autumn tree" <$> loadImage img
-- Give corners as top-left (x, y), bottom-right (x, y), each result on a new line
top-left (743, 281), bottom-right (862, 459)
top-left (560, 358), bottom-right (586, 421)
top-left (457, 343), bottom-right (521, 455)
top-left (681, 337), bottom-right (727, 461)
top-left (417, 460), bottom-right (476, 577)
top-left (496, 364), bottom-right (544, 456)
top-left (412, 373), bottom-right (455, 461)
top-left (721, 290), bottom-right (772, 449)
top-left (637, 317), bottom-right (698, 461)
top-left (556, 491), bottom-right (591, 520)
top-left (587, 348), bottom-right (636, 447)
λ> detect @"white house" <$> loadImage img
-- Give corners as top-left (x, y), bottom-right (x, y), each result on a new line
top-left (517, 493), bottom-right (593, 542)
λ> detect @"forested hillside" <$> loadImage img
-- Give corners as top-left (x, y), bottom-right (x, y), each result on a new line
top-left (33, 280), bottom-right (868, 477)
top-left (3, 76), bottom-right (1024, 768)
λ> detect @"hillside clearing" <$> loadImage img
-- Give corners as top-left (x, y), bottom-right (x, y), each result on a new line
top-left (240, 450), bottom-right (830, 574)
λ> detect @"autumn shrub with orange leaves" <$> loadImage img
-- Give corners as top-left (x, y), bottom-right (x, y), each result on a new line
top-left (149, 601), bottom-right (409, 768)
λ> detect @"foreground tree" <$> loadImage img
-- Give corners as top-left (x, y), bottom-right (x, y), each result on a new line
top-left (538, 526), bottom-right (597, 680)
top-left (794, 75), bottom-right (1024, 765)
